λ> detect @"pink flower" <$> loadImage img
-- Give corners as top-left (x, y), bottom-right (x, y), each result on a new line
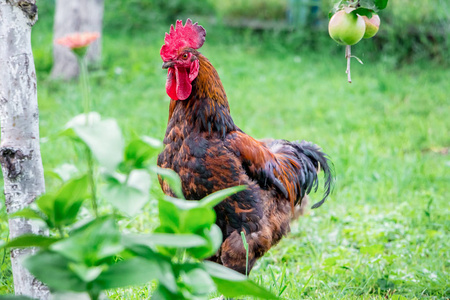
top-left (55, 32), bottom-right (100, 50)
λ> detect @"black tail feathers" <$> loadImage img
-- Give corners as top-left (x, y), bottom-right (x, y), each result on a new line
top-left (291, 140), bottom-right (334, 209)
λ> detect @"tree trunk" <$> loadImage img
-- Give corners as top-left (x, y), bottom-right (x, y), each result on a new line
top-left (0, 0), bottom-right (49, 298)
top-left (50, 0), bottom-right (104, 80)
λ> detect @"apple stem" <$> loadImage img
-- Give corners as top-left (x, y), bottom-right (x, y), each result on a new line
top-left (345, 45), bottom-right (352, 83)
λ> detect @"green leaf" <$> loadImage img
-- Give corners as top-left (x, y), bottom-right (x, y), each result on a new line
top-left (374, 0), bottom-right (388, 10)
top-left (104, 169), bottom-right (151, 215)
top-left (180, 207), bottom-right (216, 233)
top-left (156, 196), bottom-right (222, 259)
top-left (59, 127), bottom-right (78, 140)
top-left (0, 296), bottom-right (36, 300)
top-left (94, 257), bottom-right (175, 291)
top-left (203, 261), bottom-right (279, 299)
top-left (181, 268), bottom-right (215, 297)
top-left (157, 199), bottom-right (181, 232)
top-left (358, 0), bottom-right (387, 12)
top-left (198, 185), bottom-right (247, 208)
top-left (158, 197), bottom-right (218, 233)
top-left (151, 283), bottom-right (182, 300)
top-left (120, 244), bottom-right (178, 293)
top-left (212, 276), bottom-right (278, 299)
top-left (203, 260), bottom-right (245, 281)
top-left (353, 7), bottom-right (373, 18)
top-left (152, 166), bottom-right (184, 199)
top-left (358, 0), bottom-right (376, 11)
top-left (50, 217), bottom-right (123, 266)
top-left (123, 136), bottom-right (162, 170)
top-left (44, 170), bottom-right (64, 183)
top-left (104, 183), bottom-right (147, 216)
top-left (34, 194), bottom-right (57, 228)
top-left (205, 224), bottom-right (223, 254)
top-left (68, 263), bottom-right (106, 282)
top-left (55, 175), bottom-right (89, 219)
top-left (187, 225), bottom-right (222, 259)
top-left (0, 235), bottom-right (59, 250)
top-left (164, 196), bottom-right (198, 210)
top-left (66, 113), bottom-right (124, 172)
top-left (36, 175), bottom-right (89, 228)
top-left (10, 208), bottom-right (46, 222)
top-left (23, 251), bottom-right (87, 292)
top-left (158, 196), bottom-right (215, 233)
top-left (122, 233), bottom-right (207, 248)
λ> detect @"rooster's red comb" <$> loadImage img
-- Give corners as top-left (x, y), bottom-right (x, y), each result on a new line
top-left (160, 19), bottom-right (206, 61)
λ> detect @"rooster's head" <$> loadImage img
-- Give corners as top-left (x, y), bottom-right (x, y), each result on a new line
top-left (160, 19), bottom-right (206, 101)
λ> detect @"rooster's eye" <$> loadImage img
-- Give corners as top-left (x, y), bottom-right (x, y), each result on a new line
top-left (181, 53), bottom-right (189, 60)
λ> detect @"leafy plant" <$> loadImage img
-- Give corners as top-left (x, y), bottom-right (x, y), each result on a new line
top-left (2, 121), bottom-right (279, 299)
top-left (1, 36), bottom-right (279, 299)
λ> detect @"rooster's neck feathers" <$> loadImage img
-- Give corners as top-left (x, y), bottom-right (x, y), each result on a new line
top-left (167, 54), bottom-right (237, 138)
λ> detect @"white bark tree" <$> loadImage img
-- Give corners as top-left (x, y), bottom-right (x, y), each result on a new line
top-left (50, 0), bottom-right (104, 80)
top-left (0, 0), bottom-right (49, 298)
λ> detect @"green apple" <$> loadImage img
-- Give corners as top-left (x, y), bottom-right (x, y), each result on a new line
top-left (328, 10), bottom-right (366, 46)
top-left (362, 14), bottom-right (381, 38)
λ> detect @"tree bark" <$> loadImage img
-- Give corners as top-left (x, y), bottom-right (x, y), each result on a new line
top-left (0, 0), bottom-right (49, 298)
top-left (50, 0), bottom-right (104, 80)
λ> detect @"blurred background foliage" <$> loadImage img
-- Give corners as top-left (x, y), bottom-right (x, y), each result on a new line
top-left (36, 0), bottom-right (449, 66)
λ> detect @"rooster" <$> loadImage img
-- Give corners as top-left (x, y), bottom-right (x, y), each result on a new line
top-left (157, 19), bottom-right (334, 274)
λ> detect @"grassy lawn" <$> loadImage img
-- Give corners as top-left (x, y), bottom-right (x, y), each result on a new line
top-left (1, 13), bottom-right (449, 300)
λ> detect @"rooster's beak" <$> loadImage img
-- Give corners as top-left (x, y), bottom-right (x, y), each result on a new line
top-left (162, 61), bottom-right (174, 69)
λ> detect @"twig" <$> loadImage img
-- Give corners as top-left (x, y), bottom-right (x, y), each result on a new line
top-left (345, 45), bottom-right (352, 83)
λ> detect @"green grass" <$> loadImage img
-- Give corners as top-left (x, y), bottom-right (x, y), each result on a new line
top-left (1, 13), bottom-right (449, 300)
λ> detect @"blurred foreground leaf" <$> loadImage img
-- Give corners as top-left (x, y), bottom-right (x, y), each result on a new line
top-left (64, 112), bottom-right (124, 172)
top-left (50, 217), bottom-right (123, 265)
top-left (95, 257), bottom-right (172, 290)
top-left (152, 167), bottom-right (184, 199)
top-left (38, 175), bottom-right (89, 228)
top-left (198, 185), bottom-right (247, 208)
top-left (122, 233), bottom-right (207, 248)
top-left (23, 251), bottom-right (87, 292)
top-left (0, 235), bottom-right (59, 250)
top-left (203, 261), bottom-right (279, 299)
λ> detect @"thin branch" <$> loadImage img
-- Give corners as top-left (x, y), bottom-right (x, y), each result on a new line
top-left (345, 45), bottom-right (352, 83)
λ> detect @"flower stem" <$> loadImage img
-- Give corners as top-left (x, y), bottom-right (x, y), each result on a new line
top-left (77, 56), bottom-right (91, 121)
top-left (86, 146), bottom-right (98, 217)
top-left (77, 55), bottom-right (98, 217)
